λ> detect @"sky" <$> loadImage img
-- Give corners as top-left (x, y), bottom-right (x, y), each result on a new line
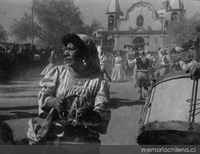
top-left (0, 0), bottom-right (200, 33)
top-left (74, 0), bottom-right (162, 27)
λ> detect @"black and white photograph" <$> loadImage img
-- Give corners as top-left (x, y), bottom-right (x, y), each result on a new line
top-left (0, 0), bottom-right (200, 153)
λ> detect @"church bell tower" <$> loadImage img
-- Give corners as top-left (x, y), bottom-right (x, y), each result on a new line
top-left (106, 0), bottom-right (123, 31)
top-left (166, 0), bottom-right (185, 24)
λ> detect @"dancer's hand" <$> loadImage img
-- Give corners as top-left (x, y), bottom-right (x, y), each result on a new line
top-left (46, 97), bottom-right (63, 112)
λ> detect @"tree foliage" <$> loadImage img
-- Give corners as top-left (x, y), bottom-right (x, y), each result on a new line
top-left (10, 12), bottom-right (32, 41)
top-left (167, 13), bottom-right (200, 46)
top-left (10, 0), bottom-right (88, 47)
top-left (0, 24), bottom-right (7, 42)
top-left (85, 19), bottom-right (102, 36)
top-left (190, 13), bottom-right (200, 26)
top-left (167, 15), bottom-right (192, 46)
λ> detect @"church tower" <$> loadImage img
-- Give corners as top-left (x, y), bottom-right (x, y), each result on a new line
top-left (161, 0), bottom-right (170, 10)
top-left (106, 0), bottom-right (123, 31)
top-left (166, 0), bottom-right (185, 24)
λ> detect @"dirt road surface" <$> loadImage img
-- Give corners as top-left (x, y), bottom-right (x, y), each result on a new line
top-left (0, 75), bottom-right (143, 145)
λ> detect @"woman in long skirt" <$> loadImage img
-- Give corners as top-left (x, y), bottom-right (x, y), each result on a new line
top-left (111, 51), bottom-right (126, 82)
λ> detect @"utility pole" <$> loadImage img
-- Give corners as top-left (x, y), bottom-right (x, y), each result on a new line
top-left (31, 0), bottom-right (34, 46)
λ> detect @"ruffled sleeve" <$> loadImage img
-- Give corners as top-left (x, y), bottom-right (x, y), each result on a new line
top-left (38, 66), bottom-right (59, 118)
top-left (93, 79), bottom-right (111, 134)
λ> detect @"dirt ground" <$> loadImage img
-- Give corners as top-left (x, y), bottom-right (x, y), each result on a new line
top-left (0, 68), bottom-right (143, 145)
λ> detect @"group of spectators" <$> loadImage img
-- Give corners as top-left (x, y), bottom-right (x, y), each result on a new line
top-left (0, 43), bottom-right (64, 83)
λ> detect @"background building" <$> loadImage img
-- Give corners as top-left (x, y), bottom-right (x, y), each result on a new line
top-left (97, 0), bottom-right (186, 52)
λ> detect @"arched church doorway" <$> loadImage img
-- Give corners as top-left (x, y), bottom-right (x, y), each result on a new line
top-left (132, 37), bottom-right (145, 50)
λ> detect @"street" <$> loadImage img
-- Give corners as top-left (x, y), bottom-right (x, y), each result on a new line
top-left (0, 74), bottom-right (143, 145)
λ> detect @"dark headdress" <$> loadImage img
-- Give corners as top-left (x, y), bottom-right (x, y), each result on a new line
top-left (62, 34), bottom-right (100, 73)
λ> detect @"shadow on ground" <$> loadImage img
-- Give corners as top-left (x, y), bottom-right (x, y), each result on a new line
top-left (0, 95), bottom-right (38, 98)
top-left (0, 105), bottom-right (38, 111)
top-left (0, 112), bottom-right (38, 121)
top-left (109, 98), bottom-right (145, 109)
top-left (0, 105), bottom-right (38, 121)
top-left (110, 92), bottom-right (118, 94)
top-left (0, 87), bottom-right (39, 93)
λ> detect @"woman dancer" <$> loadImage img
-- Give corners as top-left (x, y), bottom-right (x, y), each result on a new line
top-left (27, 34), bottom-right (111, 146)
top-left (111, 51), bottom-right (126, 82)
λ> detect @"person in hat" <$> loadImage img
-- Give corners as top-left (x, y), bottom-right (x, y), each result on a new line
top-left (133, 47), bottom-right (151, 100)
top-left (27, 34), bottom-right (111, 145)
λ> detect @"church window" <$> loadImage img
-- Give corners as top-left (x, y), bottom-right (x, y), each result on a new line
top-left (171, 12), bottom-right (178, 24)
top-left (108, 15), bottom-right (114, 30)
top-left (137, 15), bottom-right (144, 27)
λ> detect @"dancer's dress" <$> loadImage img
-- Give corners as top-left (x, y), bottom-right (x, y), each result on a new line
top-left (111, 56), bottom-right (126, 82)
top-left (40, 52), bottom-right (57, 76)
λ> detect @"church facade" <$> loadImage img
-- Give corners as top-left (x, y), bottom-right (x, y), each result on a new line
top-left (97, 0), bottom-right (185, 52)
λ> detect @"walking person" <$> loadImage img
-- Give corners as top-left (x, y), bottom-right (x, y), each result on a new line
top-left (133, 47), bottom-right (151, 100)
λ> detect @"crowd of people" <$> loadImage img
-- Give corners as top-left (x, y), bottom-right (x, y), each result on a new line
top-left (1, 32), bottom-right (200, 147)
top-left (0, 43), bottom-right (64, 83)
top-left (93, 44), bottom-right (198, 99)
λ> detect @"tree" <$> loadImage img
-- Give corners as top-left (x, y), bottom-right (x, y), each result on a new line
top-left (10, 12), bottom-right (32, 42)
top-left (189, 13), bottom-right (200, 27)
top-left (0, 24), bottom-right (7, 42)
top-left (85, 19), bottom-right (102, 37)
top-left (10, 0), bottom-right (85, 47)
top-left (166, 13), bottom-right (200, 46)
top-left (166, 15), bottom-right (193, 46)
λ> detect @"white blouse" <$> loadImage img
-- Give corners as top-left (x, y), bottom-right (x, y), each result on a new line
top-left (38, 65), bottom-right (111, 134)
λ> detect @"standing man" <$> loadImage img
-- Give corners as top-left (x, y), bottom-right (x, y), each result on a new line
top-left (133, 47), bottom-right (151, 100)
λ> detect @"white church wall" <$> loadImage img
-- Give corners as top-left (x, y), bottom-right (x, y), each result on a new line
top-left (151, 20), bottom-right (163, 30)
top-left (114, 35), bottom-right (129, 51)
top-left (118, 3), bottom-right (158, 31)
